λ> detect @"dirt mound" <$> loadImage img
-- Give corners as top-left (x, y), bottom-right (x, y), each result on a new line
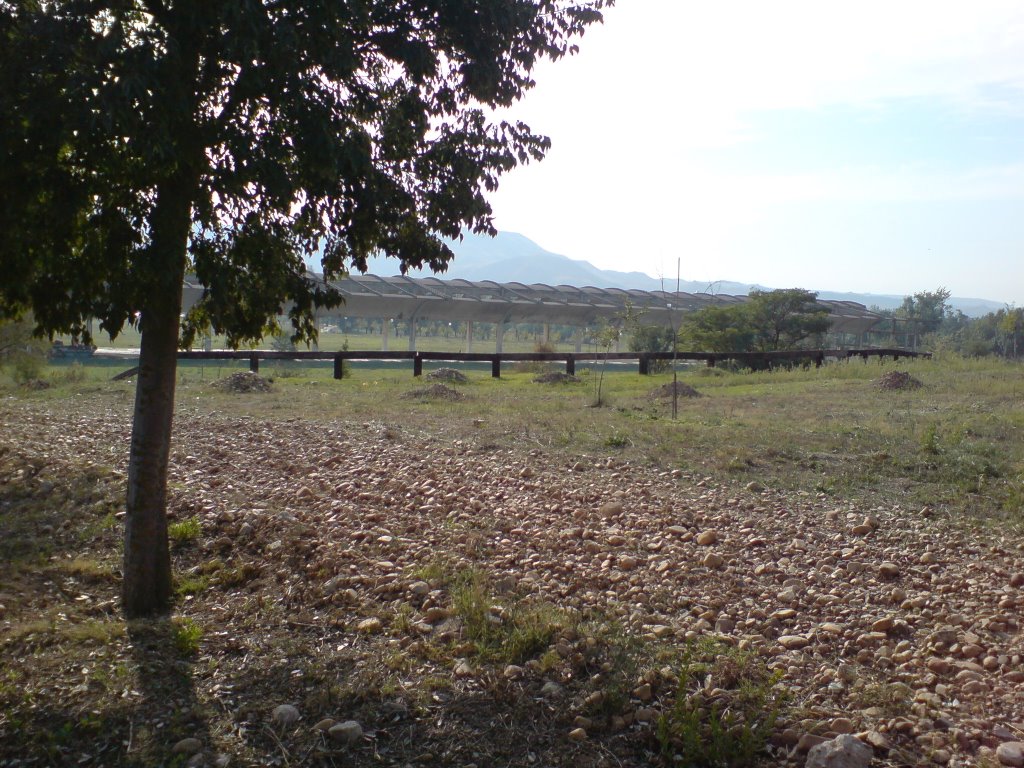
top-left (533, 372), bottom-right (581, 384)
top-left (650, 381), bottom-right (702, 399)
top-left (214, 371), bottom-right (272, 393)
top-left (426, 367), bottom-right (468, 384)
top-left (401, 383), bottom-right (464, 401)
top-left (876, 371), bottom-right (923, 391)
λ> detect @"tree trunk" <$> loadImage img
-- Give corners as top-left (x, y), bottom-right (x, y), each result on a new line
top-left (122, 174), bottom-right (194, 618)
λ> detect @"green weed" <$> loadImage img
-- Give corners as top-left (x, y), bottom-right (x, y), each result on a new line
top-left (656, 639), bottom-right (787, 766)
top-left (174, 574), bottom-right (211, 597)
top-left (168, 516), bottom-right (201, 544)
top-left (172, 618), bottom-right (203, 656)
top-left (451, 568), bottom-right (570, 664)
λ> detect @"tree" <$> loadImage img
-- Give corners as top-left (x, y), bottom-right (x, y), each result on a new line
top-left (998, 306), bottom-right (1024, 359)
top-left (679, 289), bottom-right (831, 354)
top-left (679, 304), bottom-right (756, 354)
top-left (896, 288), bottom-right (951, 348)
top-left (0, 1), bottom-right (610, 617)
top-left (745, 288), bottom-right (832, 352)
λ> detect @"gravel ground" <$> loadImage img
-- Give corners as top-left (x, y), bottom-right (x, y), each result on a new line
top-left (1, 398), bottom-right (1022, 767)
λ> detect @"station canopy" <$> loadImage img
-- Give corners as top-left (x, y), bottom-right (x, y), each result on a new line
top-left (183, 273), bottom-right (885, 337)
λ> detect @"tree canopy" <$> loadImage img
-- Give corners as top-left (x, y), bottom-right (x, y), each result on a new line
top-left (0, 0), bottom-right (610, 616)
top-left (1, 0), bottom-right (608, 345)
top-left (679, 289), bottom-right (832, 354)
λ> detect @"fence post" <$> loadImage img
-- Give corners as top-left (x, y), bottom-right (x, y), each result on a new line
top-left (413, 355), bottom-right (423, 377)
top-left (566, 356), bottom-right (575, 376)
top-left (333, 353), bottom-right (344, 380)
top-left (638, 355), bottom-right (649, 376)
top-left (491, 357), bottom-right (501, 378)
top-left (249, 353), bottom-right (259, 373)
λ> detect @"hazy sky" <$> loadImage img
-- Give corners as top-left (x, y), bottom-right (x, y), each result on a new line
top-left (487, 1), bottom-right (1024, 303)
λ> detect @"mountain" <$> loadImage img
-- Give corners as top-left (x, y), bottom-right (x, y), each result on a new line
top-left (369, 231), bottom-right (759, 294)
top-left (363, 231), bottom-right (1004, 317)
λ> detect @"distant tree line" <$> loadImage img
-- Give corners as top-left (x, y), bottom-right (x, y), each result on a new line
top-left (867, 288), bottom-right (1024, 358)
top-left (619, 285), bottom-right (1023, 360)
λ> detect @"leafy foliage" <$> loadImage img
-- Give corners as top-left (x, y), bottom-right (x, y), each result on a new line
top-left (0, 0), bottom-right (610, 346)
top-left (680, 289), bottom-right (831, 353)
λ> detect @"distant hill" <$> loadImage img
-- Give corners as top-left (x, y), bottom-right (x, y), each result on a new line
top-left (362, 231), bottom-right (1004, 317)
top-left (369, 231), bottom-right (758, 294)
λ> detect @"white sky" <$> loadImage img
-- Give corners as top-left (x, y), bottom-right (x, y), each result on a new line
top-left (488, 0), bottom-right (1024, 303)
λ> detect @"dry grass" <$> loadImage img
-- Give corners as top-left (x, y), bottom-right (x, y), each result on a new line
top-left (0, 354), bottom-right (1021, 766)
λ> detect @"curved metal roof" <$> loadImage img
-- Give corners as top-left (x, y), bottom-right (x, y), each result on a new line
top-left (182, 272), bottom-right (885, 335)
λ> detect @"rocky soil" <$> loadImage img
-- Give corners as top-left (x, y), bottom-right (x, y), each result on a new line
top-left (1, 398), bottom-right (1022, 767)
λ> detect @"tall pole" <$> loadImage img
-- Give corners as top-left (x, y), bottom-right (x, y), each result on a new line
top-left (672, 257), bottom-right (680, 420)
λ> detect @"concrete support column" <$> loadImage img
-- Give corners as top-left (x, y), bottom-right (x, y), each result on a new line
top-left (543, 323), bottom-right (551, 345)
top-left (574, 331), bottom-right (583, 354)
top-left (203, 334), bottom-right (213, 352)
top-left (495, 322), bottom-right (506, 354)
top-left (312, 311), bottom-right (319, 351)
top-left (466, 321), bottom-right (473, 353)
top-left (408, 318), bottom-right (417, 352)
top-left (382, 318), bottom-right (390, 351)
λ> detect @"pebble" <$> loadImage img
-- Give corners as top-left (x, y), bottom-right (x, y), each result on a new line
top-left (272, 704), bottom-right (300, 727)
top-left (696, 530), bottom-right (718, 545)
top-left (172, 738), bottom-right (203, 755)
top-left (357, 617), bottom-right (383, 633)
top-left (702, 552), bottom-right (724, 569)
top-left (996, 742), bottom-right (1024, 767)
top-left (540, 681), bottom-right (564, 698)
top-left (830, 717), bottom-right (854, 734)
top-left (779, 635), bottom-right (809, 650)
top-left (328, 720), bottom-right (363, 745)
top-left (878, 562), bottom-right (901, 579)
top-left (805, 734), bottom-right (873, 768)
top-left (796, 733), bottom-right (829, 752)
top-left (424, 607), bottom-right (449, 623)
top-left (568, 727), bottom-right (588, 742)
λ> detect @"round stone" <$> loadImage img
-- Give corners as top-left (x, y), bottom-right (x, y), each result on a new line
top-left (996, 742), bottom-right (1024, 767)
top-left (172, 738), bottom-right (203, 755)
top-left (328, 720), bottom-right (363, 745)
top-left (696, 530), bottom-right (718, 545)
top-left (272, 704), bottom-right (300, 727)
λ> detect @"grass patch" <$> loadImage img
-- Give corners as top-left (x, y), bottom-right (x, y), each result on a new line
top-left (656, 638), bottom-right (788, 766)
top-left (450, 567), bottom-right (570, 665)
top-left (174, 573), bottom-right (211, 597)
top-left (168, 516), bottom-right (201, 544)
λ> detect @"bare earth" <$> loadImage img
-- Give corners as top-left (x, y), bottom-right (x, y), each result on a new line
top-left (1, 398), bottom-right (1022, 767)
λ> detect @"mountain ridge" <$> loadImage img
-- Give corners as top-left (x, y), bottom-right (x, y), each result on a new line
top-left (362, 231), bottom-right (1004, 317)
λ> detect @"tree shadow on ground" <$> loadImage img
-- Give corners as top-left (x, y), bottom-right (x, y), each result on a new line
top-left (122, 617), bottom-right (213, 766)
